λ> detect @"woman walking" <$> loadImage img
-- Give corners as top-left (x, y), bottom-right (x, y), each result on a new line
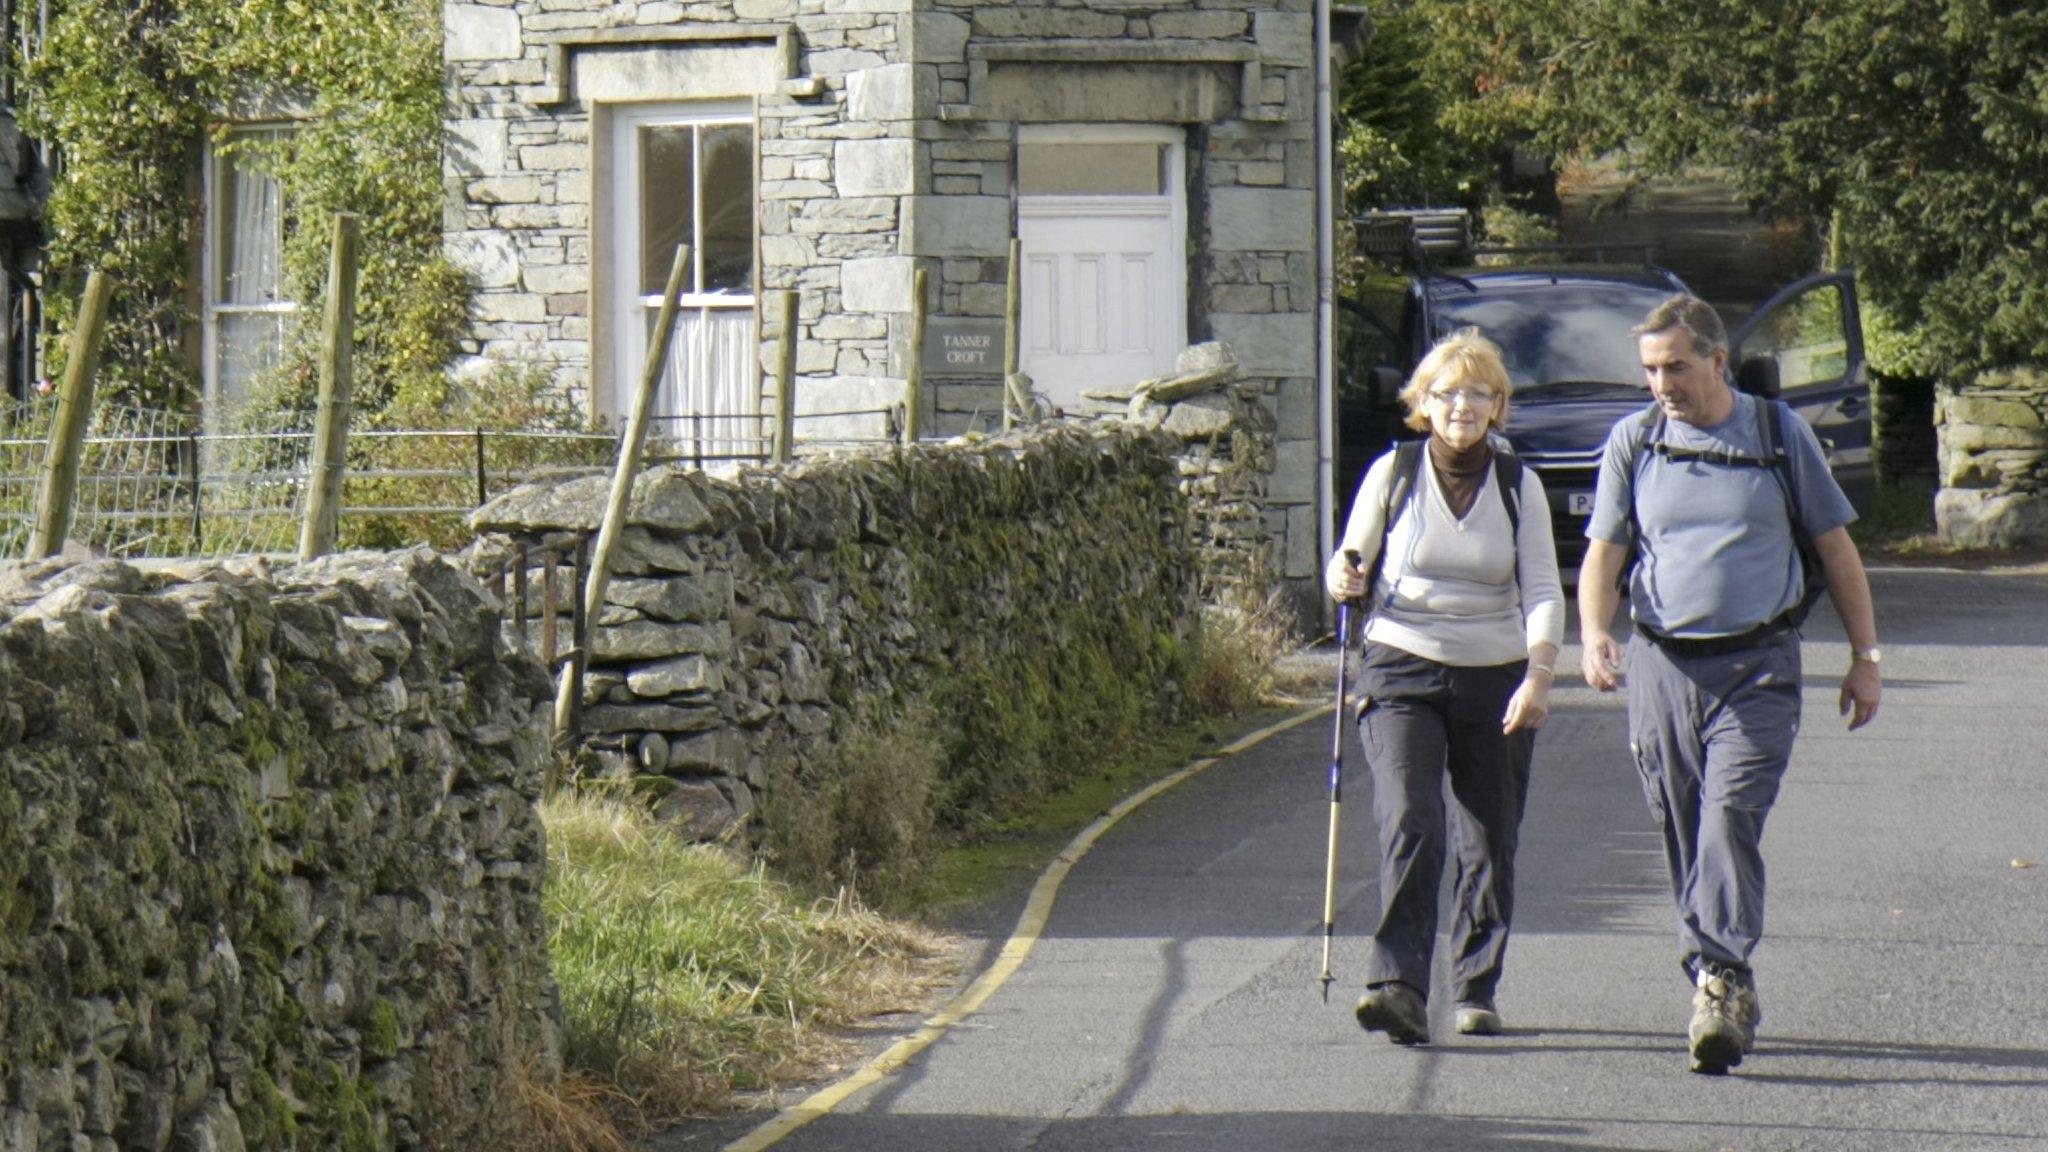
top-left (1326, 329), bottom-right (1564, 1044)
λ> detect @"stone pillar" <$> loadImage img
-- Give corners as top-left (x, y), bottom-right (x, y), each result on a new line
top-left (1933, 367), bottom-right (2048, 546)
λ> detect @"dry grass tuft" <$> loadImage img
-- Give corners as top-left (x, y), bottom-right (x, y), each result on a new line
top-left (1186, 585), bottom-right (1298, 717)
top-left (760, 712), bottom-right (949, 904)
top-left (511, 1071), bottom-right (638, 1152)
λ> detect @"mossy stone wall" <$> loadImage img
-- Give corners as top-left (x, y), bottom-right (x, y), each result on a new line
top-left (471, 423), bottom-right (1201, 839)
top-left (0, 549), bottom-right (556, 1152)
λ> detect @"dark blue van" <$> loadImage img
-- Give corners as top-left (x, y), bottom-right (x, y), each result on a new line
top-left (1338, 254), bottom-right (1871, 574)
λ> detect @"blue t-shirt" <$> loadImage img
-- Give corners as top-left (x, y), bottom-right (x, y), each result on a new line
top-left (1586, 391), bottom-right (1856, 637)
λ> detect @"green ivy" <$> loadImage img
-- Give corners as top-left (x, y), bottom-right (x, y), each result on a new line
top-left (22, 0), bottom-right (465, 415)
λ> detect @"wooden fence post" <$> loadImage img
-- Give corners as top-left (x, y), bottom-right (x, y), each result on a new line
top-left (552, 242), bottom-right (691, 744)
top-left (904, 268), bottom-right (928, 446)
top-left (772, 290), bottom-right (797, 463)
top-left (297, 213), bottom-right (361, 562)
top-left (26, 270), bottom-right (113, 560)
top-left (1003, 238), bottom-right (1022, 431)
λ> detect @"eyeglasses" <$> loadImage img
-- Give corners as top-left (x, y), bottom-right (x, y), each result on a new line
top-left (1426, 387), bottom-right (1498, 409)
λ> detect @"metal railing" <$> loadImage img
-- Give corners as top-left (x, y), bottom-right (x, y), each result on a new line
top-left (494, 537), bottom-right (591, 743)
top-left (640, 406), bottom-right (902, 468)
top-left (0, 419), bottom-right (620, 559)
top-left (0, 397), bottom-right (914, 560)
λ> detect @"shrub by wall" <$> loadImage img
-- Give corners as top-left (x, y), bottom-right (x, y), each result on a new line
top-left (470, 423), bottom-right (1201, 872)
top-left (0, 548), bottom-right (556, 1152)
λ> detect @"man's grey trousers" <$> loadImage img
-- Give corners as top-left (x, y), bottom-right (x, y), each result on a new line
top-left (1625, 633), bottom-right (1803, 980)
top-left (1355, 642), bottom-right (1534, 1005)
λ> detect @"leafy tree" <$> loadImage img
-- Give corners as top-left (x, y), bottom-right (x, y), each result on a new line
top-left (1413, 0), bottom-right (2048, 378)
top-left (1337, 0), bottom-right (1494, 214)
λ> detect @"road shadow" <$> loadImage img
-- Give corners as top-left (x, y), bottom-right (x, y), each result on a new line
top-left (1471, 1026), bottom-right (2048, 1090)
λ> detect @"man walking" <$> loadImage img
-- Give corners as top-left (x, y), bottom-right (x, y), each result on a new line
top-left (1578, 294), bottom-right (1883, 1074)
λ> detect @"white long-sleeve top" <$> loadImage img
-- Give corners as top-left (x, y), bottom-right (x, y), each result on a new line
top-left (1326, 446), bottom-right (1566, 667)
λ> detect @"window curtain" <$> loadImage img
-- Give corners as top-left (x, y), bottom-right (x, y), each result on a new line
top-left (225, 147), bottom-right (283, 305)
top-left (214, 137), bottom-right (287, 416)
top-left (650, 307), bottom-right (758, 459)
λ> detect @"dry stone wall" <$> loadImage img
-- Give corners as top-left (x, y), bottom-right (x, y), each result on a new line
top-left (1110, 343), bottom-right (1279, 601)
top-left (470, 423), bottom-right (1199, 839)
top-left (0, 550), bottom-right (557, 1152)
top-left (1934, 367), bottom-right (2048, 546)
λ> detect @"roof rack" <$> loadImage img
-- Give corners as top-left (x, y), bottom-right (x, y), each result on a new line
top-left (1351, 215), bottom-right (1672, 281)
top-left (1352, 209), bottom-right (1472, 266)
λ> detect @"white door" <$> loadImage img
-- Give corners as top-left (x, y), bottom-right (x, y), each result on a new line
top-left (1017, 128), bottom-right (1185, 412)
top-left (610, 103), bottom-right (758, 458)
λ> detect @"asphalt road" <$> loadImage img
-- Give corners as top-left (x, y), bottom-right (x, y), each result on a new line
top-left (711, 565), bottom-right (2048, 1152)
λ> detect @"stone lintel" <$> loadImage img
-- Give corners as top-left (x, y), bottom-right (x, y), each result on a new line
top-left (531, 24), bottom-right (798, 105)
top-left (972, 39), bottom-right (1255, 65)
top-left (976, 61), bottom-right (1237, 124)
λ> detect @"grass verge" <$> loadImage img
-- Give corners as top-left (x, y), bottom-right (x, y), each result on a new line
top-left (541, 794), bottom-right (959, 1139)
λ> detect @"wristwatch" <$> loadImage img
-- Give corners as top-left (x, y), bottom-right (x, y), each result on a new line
top-left (1852, 646), bottom-right (1883, 665)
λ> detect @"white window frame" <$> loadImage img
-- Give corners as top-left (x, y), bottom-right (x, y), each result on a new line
top-left (607, 101), bottom-right (758, 447)
top-left (201, 123), bottom-right (298, 427)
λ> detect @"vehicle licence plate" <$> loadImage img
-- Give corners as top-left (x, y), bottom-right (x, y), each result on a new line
top-left (1568, 492), bottom-right (1596, 516)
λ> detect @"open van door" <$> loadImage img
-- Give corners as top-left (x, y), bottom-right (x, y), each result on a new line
top-left (1731, 271), bottom-right (1873, 514)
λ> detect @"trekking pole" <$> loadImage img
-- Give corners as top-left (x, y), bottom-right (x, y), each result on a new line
top-left (1320, 550), bottom-right (1363, 1002)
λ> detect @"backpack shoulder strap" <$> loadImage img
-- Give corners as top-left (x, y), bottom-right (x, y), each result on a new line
top-left (1386, 438), bottom-right (1425, 521)
top-left (1365, 439), bottom-right (1427, 609)
top-left (1492, 442), bottom-right (1523, 539)
top-left (1618, 403), bottom-right (1663, 591)
top-left (1755, 395), bottom-right (1788, 465)
top-left (1753, 396), bottom-right (1802, 518)
top-left (1756, 398), bottom-right (1828, 623)
top-left (1628, 403), bottom-right (1666, 481)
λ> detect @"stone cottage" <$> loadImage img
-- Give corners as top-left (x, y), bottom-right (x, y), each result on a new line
top-left (443, 0), bottom-right (1370, 610)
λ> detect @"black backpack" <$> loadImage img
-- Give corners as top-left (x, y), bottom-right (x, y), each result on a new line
top-left (1619, 398), bottom-right (1826, 628)
top-left (1360, 437), bottom-right (1523, 611)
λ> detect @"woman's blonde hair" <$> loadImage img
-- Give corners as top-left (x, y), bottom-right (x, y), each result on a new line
top-left (1398, 328), bottom-right (1513, 433)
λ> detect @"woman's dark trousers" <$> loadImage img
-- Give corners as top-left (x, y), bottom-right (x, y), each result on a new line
top-left (1355, 642), bottom-right (1534, 1005)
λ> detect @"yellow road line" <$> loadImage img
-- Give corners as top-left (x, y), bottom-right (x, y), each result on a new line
top-left (721, 704), bottom-right (1331, 1152)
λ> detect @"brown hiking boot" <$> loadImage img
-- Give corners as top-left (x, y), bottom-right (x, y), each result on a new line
top-left (1454, 1000), bottom-right (1504, 1036)
top-left (1355, 983), bottom-right (1430, 1045)
top-left (1688, 969), bottom-right (1759, 1074)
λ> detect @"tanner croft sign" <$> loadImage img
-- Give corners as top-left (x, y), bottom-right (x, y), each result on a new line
top-left (921, 318), bottom-right (1007, 377)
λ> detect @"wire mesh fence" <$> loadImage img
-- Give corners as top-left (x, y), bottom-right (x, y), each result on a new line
top-left (0, 399), bottom-right (618, 559)
top-left (0, 397), bottom-right (910, 561)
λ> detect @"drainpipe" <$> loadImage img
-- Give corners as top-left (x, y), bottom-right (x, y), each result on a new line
top-left (1314, 0), bottom-right (1336, 628)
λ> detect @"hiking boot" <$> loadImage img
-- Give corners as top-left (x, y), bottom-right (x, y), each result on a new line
top-left (1355, 983), bottom-right (1430, 1045)
top-left (1739, 979), bottom-right (1763, 1053)
top-left (1454, 1000), bottom-right (1503, 1036)
top-left (1688, 969), bottom-right (1758, 1073)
